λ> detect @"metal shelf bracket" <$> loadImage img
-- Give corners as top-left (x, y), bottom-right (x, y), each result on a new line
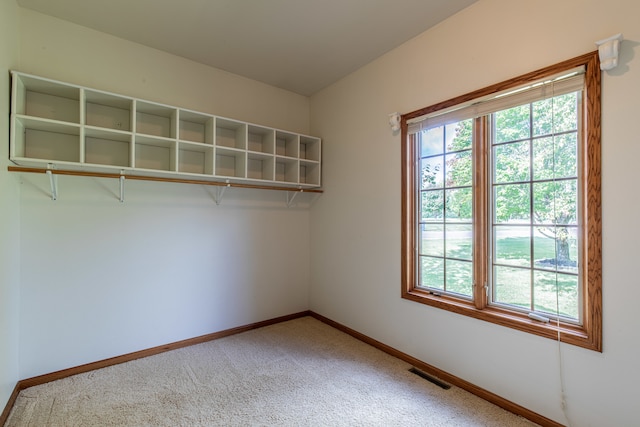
top-left (119, 171), bottom-right (125, 203)
top-left (213, 180), bottom-right (231, 205)
top-left (46, 164), bottom-right (57, 201)
top-left (286, 189), bottom-right (303, 208)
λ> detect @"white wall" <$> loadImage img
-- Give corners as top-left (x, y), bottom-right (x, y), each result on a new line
top-left (309, 0), bottom-right (640, 425)
top-left (0, 0), bottom-right (21, 412)
top-left (16, 9), bottom-right (312, 379)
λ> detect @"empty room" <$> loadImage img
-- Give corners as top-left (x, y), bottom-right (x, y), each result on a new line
top-left (1, 0), bottom-right (639, 426)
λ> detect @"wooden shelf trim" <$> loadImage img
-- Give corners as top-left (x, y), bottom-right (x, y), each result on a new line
top-left (7, 166), bottom-right (323, 194)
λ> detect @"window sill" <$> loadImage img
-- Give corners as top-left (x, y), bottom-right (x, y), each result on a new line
top-left (402, 288), bottom-right (600, 351)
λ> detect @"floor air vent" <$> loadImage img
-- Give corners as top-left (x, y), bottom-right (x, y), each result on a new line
top-left (409, 367), bottom-right (451, 390)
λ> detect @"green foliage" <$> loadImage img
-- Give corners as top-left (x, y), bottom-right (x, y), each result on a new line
top-left (494, 141), bottom-right (530, 183)
top-left (495, 184), bottom-right (530, 223)
top-left (533, 93), bottom-right (578, 136)
top-left (420, 119), bottom-right (473, 222)
top-left (495, 104), bottom-right (530, 143)
top-left (493, 93), bottom-right (579, 262)
top-left (533, 134), bottom-right (577, 180)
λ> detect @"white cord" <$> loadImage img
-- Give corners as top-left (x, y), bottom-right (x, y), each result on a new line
top-left (556, 306), bottom-right (572, 426)
top-left (551, 92), bottom-right (572, 427)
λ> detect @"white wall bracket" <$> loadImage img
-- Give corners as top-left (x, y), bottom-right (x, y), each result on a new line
top-left (596, 33), bottom-right (623, 71)
top-left (46, 164), bottom-right (57, 201)
top-left (388, 112), bottom-right (400, 132)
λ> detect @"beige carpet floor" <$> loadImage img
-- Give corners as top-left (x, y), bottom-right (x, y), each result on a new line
top-left (5, 317), bottom-right (539, 426)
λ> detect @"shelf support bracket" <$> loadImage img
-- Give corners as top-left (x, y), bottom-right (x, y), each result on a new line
top-left (119, 172), bottom-right (125, 203)
top-left (286, 189), bottom-right (303, 208)
top-left (213, 181), bottom-right (230, 205)
top-left (46, 166), bottom-right (57, 201)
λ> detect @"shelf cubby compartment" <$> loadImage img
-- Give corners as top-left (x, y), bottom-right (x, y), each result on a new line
top-left (135, 100), bottom-right (177, 138)
top-left (215, 147), bottom-right (246, 178)
top-left (247, 152), bottom-right (275, 181)
top-left (134, 135), bottom-right (177, 172)
top-left (10, 72), bottom-right (322, 189)
top-left (12, 74), bottom-right (80, 124)
top-left (84, 90), bottom-right (133, 132)
top-left (178, 141), bottom-right (214, 175)
top-left (275, 157), bottom-right (299, 184)
top-left (300, 136), bottom-right (321, 162)
top-left (12, 116), bottom-right (81, 163)
top-left (275, 131), bottom-right (299, 158)
top-left (215, 118), bottom-right (247, 150)
top-left (247, 125), bottom-right (275, 154)
top-left (179, 110), bottom-right (214, 144)
top-left (299, 160), bottom-right (321, 186)
top-left (84, 127), bottom-right (132, 168)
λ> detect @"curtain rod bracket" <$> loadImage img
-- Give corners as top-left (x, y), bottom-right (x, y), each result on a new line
top-left (596, 33), bottom-right (623, 71)
top-left (388, 112), bottom-right (400, 133)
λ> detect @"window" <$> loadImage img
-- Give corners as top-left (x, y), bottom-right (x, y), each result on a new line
top-left (401, 52), bottom-right (602, 351)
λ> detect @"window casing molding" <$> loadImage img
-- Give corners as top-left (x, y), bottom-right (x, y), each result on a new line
top-left (401, 51), bottom-right (602, 351)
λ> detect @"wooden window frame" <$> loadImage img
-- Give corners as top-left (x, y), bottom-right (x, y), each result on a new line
top-left (401, 51), bottom-right (602, 351)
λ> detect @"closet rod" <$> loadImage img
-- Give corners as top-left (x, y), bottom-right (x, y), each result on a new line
top-left (7, 166), bottom-right (323, 194)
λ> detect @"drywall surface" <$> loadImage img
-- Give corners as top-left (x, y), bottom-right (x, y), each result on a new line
top-left (310, 0), bottom-right (640, 425)
top-left (16, 9), bottom-right (312, 379)
top-left (0, 0), bottom-right (21, 412)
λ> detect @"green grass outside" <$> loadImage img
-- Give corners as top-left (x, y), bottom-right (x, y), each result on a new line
top-left (420, 229), bottom-right (579, 319)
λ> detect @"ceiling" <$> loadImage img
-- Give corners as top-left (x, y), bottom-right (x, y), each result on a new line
top-left (17, 0), bottom-right (478, 96)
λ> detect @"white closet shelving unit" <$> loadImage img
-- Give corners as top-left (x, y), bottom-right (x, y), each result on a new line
top-left (9, 71), bottom-right (322, 196)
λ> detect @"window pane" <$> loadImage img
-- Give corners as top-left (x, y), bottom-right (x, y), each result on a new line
top-left (552, 93), bottom-right (578, 133)
top-left (421, 127), bottom-right (444, 157)
top-left (492, 92), bottom-right (580, 318)
top-left (532, 98), bottom-right (553, 137)
top-left (418, 121), bottom-right (474, 299)
top-left (533, 271), bottom-right (579, 320)
top-left (445, 188), bottom-right (472, 221)
top-left (421, 157), bottom-right (444, 189)
top-left (494, 225), bottom-right (530, 267)
top-left (495, 104), bottom-right (530, 143)
top-left (420, 256), bottom-right (444, 290)
top-left (494, 183), bottom-right (530, 224)
top-left (446, 151), bottom-right (472, 187)
top-left (534, 226), bottom-right (578, 274)
top-left (533, 93), bottom-right (578, 137)
top-left (494, 266), bottom-right (531, 309)
top-left (445, 224), bottom-right (472, 260)
top-left (533, 180), bottom-right (577, 225)
top-left (445, 119), bottom-right (473, 152)
top-left (446, 259), bottom-right (473, 297)
top-left (421, 190), bottom-right (444, 221)
top-left (420, 224), bottom-right (444, 257)
top-left (533, 134), bottom-right (577, 181)
top-left (494, 141), bottom-right (530, 183)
